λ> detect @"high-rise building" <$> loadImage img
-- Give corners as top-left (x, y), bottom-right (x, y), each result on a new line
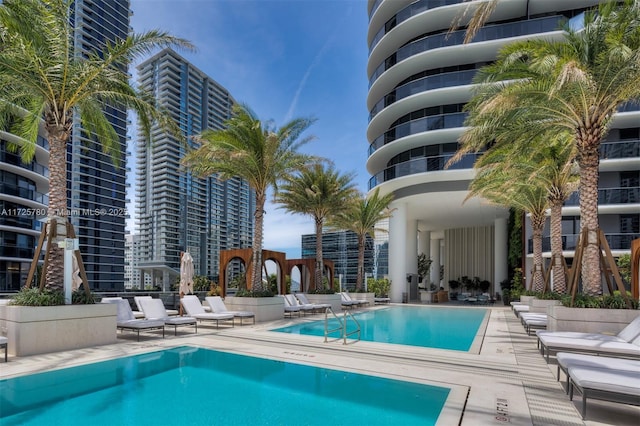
top-left (135, 48), bottom-right (254, 290)
top-left (67, 0), bottom-right (131, 291)
top-left (0, 0), bottom-right (131, 291)
top-left (366, 0), bottom-right (639, 301)
top-left (302, 230), bottom-right (374, 290)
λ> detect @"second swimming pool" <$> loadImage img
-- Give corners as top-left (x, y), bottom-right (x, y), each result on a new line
top-left (1, 346), bottom-right (450, 425)
top-left (272, 306), bottom-right (488, 351)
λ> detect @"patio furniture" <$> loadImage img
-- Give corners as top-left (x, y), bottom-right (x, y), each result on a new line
top-left (134, 296), bottom-right (179, 317)
top-left (556, 352), bottom-right (640, 392)
top-left (284, 294), bottom-right (316, 315)
top-left (0, 336), bottom-right (7, 362)
top-left (374, 296), bottom-right (391, 304)
top-left (180, 296), bottom-right (235, 328)
top-left (568, 364), bottom-right (640, 419)
top-left (205, 296), bottom-right (255, 325)
top-left (102, 298), bottom-right (165, 341)
top-left (295, 293), bottom-right (331, 312)
top-left (536, 316), bottom-right (640, 362)
top-left (139, 298), bottom-right (198, 335)
top-left (520, 312), bottom-right (547, 335)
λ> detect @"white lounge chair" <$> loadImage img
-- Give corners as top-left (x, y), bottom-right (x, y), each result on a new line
top-left (520, 312), bottom-right (547, 335)
top-left (536, 316), bottom-right (640, 362)
top-left (0, 336), bottom-right (7, 362)
top-left (284, 294), bottom-right (315, 315)
top-left (205, 296), bottom-right (255, 325)
top-left (374, 296), bottom-right (390, 304)
top-left (139, 298), bottom-right (198, 335)
top-left (512, 304), bottom-right (530, 317)
top-left (279, 295), bottom-right (301, 317)
top-left (568, 364), bottom-right (640, 419)
top-left (134, 295), bottom-right (179, 317)
top-left (556, 352), bottom-right (640, 392)
top-left (102, 298), bottom-right (165, 341)
top-left (295, 293), bottom-right (331, 312)
top-left (344, 292), bottom-right (369, 306)
top-left (340, 292), bottom-right (365, 309)
top-left (180, 296), bottom-right (234, 328)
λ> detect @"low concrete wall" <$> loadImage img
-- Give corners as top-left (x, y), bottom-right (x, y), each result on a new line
top-left (528, 298), bottom-right (561, 313)
top-left (547, 305), bottom-right (640, 333)
top-left (0, 304), bottom-right (117, 357)
top-left (305, 293), bottom-right (342, 312)
top-left (224, 296), bottom-right (284, 322)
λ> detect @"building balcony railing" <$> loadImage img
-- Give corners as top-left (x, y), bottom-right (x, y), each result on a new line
top-left (369, 0), bottom-right (464, 51)
top-left (0, 183), bottom-right (48, 205)
top-left (564, 187), bottom-right (639, 206)
top-left (370, 15), bottom-right (563, 87)
top-left (600, 139), bottom-right (639, 159)
top-left (370, 69), bottom-right (476, 120)
top-left (370, 112), bottom-right (467, 155)
top-left (528, 233), bottom-right (640, 253)
top-left (0, 150), bottom-right (49, 177)
top-left (368, 152), bottom-right (479, 190)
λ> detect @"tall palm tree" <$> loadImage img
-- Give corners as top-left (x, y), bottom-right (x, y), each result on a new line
top-left (0, 0), bottom-right (192, 289)
top-left (276, 163), bottom-right (357, 289)
top-left (182, 104), bottom-right (317, 293)
top-left (328, 189), bottom-right (394, 291)
top-left (450, 0), bottom-right (640, 295)
top-left (468, 146), bottom-right (549, 292)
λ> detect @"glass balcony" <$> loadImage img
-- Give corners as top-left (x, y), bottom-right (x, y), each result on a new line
top-left (368, 152), bottom-right (479, 190)
top-left (370, 15), bottom-right (564, 87)
top-left (370, 69), bottom-right (476, 120)
top-left (0, 150), bottom-right (49, 177)
top-left (564, 187), bottom-right (639, 206)
top-left (528, 233), bottom-right (640, 253)
top-left (369, 112), bottom-right (467, 155)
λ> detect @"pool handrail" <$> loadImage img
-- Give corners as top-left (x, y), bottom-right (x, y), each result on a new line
top-left (324, 307), bottom-right (361, 345)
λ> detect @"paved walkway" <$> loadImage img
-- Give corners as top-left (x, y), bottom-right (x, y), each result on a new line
top-left (1, 305), bottom-right (638, 425)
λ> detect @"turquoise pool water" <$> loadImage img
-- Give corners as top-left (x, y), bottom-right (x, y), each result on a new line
top-left (273, 306), bottom-right (487, 351)
top-left (0, 346), bottom-right (450, 426)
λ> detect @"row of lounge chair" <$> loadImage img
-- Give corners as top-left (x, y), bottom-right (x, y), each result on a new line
top-left (511, 300), bottom-right (640, 419)
top-left (101, 295), bottom-right (258, 340)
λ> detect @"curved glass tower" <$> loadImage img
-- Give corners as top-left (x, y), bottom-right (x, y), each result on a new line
top-left (366, 0), bottom-right (639, 301)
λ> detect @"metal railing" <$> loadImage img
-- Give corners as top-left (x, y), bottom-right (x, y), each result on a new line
top-left (324, 307), bottom-right (361, 345)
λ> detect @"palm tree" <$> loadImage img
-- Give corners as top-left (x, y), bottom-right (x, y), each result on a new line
top-left (182, 104), bottom-right (317, 293)
top-left (450, 0), bottom-right (640, 295)
top-left (467, 146), bottom-right (549, 292)
top-left (0, 0), bottom-right (192, 289)
top-left (328, 189), bottom-right (394, 291)
top-left (276, 163), bottom-right (357, 289)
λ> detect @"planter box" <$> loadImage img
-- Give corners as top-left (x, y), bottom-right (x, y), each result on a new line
top-left (519, 295), bottom-right (536, 304)
top-left (419, 290), bottom-right (437, 304)
top-left (547, 305), bottom-right (640, 333)
top-left (305, 293), bottom-right (342, 312)
top-left (0, 304), bottom-right (117, 357)
top-left (528, 298), bottom-right (561, 313)
top-left (223, 296), bottom-right (284, 323)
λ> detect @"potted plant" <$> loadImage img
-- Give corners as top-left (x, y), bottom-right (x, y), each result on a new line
top-left (448, 279), bottom-right (461, 298)
top-left (417, 253), bottom-right (432, 284)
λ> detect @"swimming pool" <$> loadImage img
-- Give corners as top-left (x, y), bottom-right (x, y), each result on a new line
top-left (272, 306), bottom-right (488, 351)
top-left (0, 346), bottom-right (450, 425)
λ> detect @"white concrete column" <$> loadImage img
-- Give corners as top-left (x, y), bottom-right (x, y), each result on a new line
top-left (406, 219), bottom-right (418, 274)
top-left (419, 231), bottom-right (430, 257)
top-left (494, 217), bottom-right (508, 295)
top-left (430, 238), bottom-right (440, 287)
top-left (389, 201), bottom-right (407, 303)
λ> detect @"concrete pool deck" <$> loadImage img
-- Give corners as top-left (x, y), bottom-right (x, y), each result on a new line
top-left (1, 304), bottom-right (638, 425)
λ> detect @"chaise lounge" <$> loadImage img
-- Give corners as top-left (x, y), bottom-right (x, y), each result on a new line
top-left (180, 296), bottom-right (235, 328)
top-left (139, 298), bottom-right (198, 335)
top-left (205, 296), bottom-right (255, 325)
top-left (102, 298), bottom-right (165, 341)
top-left (536, 316), bottom-right (640, 362)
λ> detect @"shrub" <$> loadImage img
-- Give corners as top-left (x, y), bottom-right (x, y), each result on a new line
top-left (10, 287), bottom-right (65, 306)
top-left (235, 288), bottom-right (274, 298)
top-left (561, 293), bottom-right (638, 309)
top-left (616, 254), bottom-right (631, 284)
top-left (193, 276), bottom-right (212, 292)
top-left (367, 278), bottom-right (390, 297)
top-left (207, 284), bottom-right (222, 297)
top-left (72, 288), bottom-right (96, 304)
top-left (308, 288), bottom-right (336, 295)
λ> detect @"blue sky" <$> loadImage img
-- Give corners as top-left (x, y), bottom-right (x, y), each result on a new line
top-left (128, 0), bottom-right (370, 258)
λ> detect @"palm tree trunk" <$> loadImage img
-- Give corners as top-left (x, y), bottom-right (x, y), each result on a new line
top-left (314, 217), bottom-right (324, 289)
top-left (578, 137), bottom-right (601, 296)
top-left (44, 130), bottom-right (69, 290)
top-left (549, 199), bottom-right (566, 293)
top-left (252, 192), bottom-right (266, 292)
top-left (356, 234), bottom-right (365, 291)
top-left (531, 212), bottom-right (546, 292)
